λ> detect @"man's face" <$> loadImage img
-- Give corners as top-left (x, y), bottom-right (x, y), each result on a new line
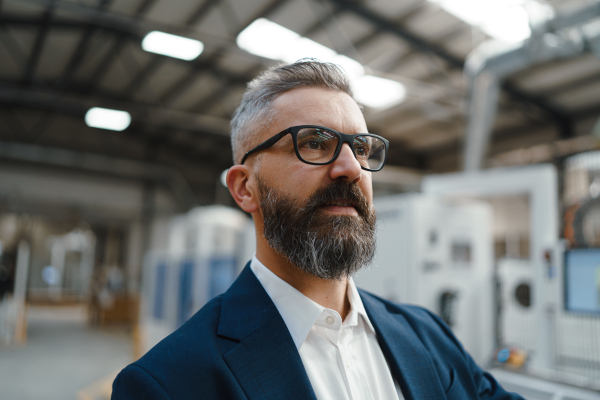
top-left (251, 87), bottom-right (377, 280)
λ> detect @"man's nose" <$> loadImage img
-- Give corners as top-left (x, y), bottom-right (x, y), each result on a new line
top-left (329, 143), bottom-right (362, 183)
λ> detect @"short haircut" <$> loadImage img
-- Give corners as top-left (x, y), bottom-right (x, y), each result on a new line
top-left (230, 59), bottom-right (357, 164)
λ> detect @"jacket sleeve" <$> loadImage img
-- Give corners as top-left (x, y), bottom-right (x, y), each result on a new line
top-left (112, 364), bottom-right (171, 400)
top-left (423, 309), bottom-right (524, 400)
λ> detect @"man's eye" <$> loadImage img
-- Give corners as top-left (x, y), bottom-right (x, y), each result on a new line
top-left (308, 140), bottom-right (321, 150)
top-left (355, 146), bottom-right (369, 157)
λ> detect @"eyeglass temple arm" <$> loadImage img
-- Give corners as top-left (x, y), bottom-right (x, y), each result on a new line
top-left (240, 129), bottom-right (290, 165)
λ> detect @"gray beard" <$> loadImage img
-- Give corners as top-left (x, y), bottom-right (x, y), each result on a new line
top-left (257, 176), bottom-right (377, 281)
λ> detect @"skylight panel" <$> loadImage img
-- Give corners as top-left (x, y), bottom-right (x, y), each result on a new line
top-left (237, 19), bottom-right (405, 110)
top-left (142, 31), bottom-right (204, 61)
top-left (429, 0), bottom-right (553, 43)
top-left (353, 75), bottom-right (407, 110)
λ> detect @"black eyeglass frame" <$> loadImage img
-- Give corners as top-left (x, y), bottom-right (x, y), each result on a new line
top-left (240, 125), bottom-right (389, 172)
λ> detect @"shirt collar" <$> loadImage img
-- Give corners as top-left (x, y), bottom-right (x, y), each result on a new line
top-left (250, 254), bottom-right (375, 349)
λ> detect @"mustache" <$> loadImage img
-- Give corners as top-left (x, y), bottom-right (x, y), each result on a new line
top-left (305, 181), bottom-right (371, 217)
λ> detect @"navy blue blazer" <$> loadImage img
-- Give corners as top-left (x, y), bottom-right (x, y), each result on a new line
top-left (112, 264), bottom-right (523, 399)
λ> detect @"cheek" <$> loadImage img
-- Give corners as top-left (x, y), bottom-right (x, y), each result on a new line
top-left (360, 173), bottom-right (373, 200)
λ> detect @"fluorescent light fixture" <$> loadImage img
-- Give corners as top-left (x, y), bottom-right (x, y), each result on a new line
top-left (237, 19), bottom-right (366, 79)
top-left (237, 19), bottom-right (300, 60)
top-left (237, 18), bottom-right (405, 109)
top-left (142, 31), bottom-right (204, 60)
top-left (85, 107), bottom-right (131, 131)
top-left (353, 75), bottom-right (406, 110)
top-left (429, 0), bottom-right (553, 43)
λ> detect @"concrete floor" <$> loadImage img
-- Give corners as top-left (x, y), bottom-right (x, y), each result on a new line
top-left (0, 305), bottom-right (132, 400)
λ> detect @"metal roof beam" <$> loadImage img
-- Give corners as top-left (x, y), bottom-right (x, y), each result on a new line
top-left (21, 1), bottom-right (55, 87)
top-left (0, 83), bottom-right (231, 137)
top-left (324, 0), bottom-right (464, 68)
top-left (116, 0), bottom-right (225, 101)
top-left (0, 140), bottom-right (200, 209)
top-left (177, 0), bottom-right (292, 112)
top-left (0, 96), bottom-right (231, 174)
top-left (52, 0), bottom-right (115, 92)
top-left (327, 0), bottom-right (575, 139)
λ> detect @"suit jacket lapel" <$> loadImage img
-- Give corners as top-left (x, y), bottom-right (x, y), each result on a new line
top-left (360, 291), bottom-right (446, 400)
top-left (218, 265), bottom-right (317, 400)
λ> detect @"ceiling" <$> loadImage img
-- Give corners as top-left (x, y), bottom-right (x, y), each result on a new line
top-left (1, 0), bottom-right (600, 206)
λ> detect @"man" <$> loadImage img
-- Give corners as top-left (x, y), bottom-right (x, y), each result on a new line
top-left (112, 60), bottom-right (522, 400)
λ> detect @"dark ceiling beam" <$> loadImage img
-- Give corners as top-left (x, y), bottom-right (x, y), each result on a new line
top-left (167, 0), bottom-right (291, 110)
top-left (21, 0), bottom-right (56, 87)
top-left (319, 1), bottom-right (427, 60)
top-left (572, 101), bottom-right (600, 120)
top-left (0, 13), bottom-right (251, 96)
top-left (185, 0), bottom-right (222, 26)
top-left (0, 139), bottom-right (201, 209)
top-left (324, 0), bottom-right (463, 68)
top-left (81, 36), bottom-right (129, 94)
top-left (532, 71), bottom-right (600, 97)
top-left (0, 94), bottom-right (232, 172)
top-left (119, 56), bottom-right (165, 98)
top-left (185, 0), bottom-right (292, 113)
top-left (52, 0), bottom-right (115, 92)
top-left (157, 50), bottom-right (227, 105)
top-left (423, 118), bottom-right (567, 165)
top-left (81, 0), bottom-right (160, 95)
top-left (0, 83), bottom-right (231, 136)
top-left (117, 0), bottom-right (223, 100)
top-left (190, 0), bottom-right (423, 115)
top-left (0, 24), bottom-right (29, 69)
top-left (0, 15), bottom-right (102, 29)
top-left (326, 0), bottom-right (576, 139)
top-left (502, 82), bottom-right (575, 139)
top-left (384, 25), bottom-right (466, 75)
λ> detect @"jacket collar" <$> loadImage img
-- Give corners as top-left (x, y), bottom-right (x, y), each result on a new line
top-left (218, 264), bottom-right (446, 400)
top-left (360, 290), bottom-right (446, 400)
top-left (218, 263), bottom-right (317, 400)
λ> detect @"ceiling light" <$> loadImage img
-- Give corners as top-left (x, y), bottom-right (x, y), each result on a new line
top-left (237, 19), bottom-right (366, 79)
top-left (353, 75), bottom-right (406, 110)
top-left (429, 0), bottom-right (552, 43)
top-left (238, 19), bottom-right (406, 109)
top-left (237, 18), bottom-right (300, 60)
top-left (85, 107), bottom-right (131, 131)
top-left (142, 31), bottom-right (204, 61)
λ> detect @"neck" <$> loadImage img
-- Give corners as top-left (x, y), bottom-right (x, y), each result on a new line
top-left (256, 238), bottom-right (351, 320)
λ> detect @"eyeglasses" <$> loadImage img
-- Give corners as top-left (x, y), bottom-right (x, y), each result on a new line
top-left (240, 125), bottom-right (389, 172)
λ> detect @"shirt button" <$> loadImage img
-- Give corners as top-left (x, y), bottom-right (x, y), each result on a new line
top-left (325, 315), bottom-right (335, 325)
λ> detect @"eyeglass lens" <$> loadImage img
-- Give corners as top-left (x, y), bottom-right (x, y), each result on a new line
top-left (296, 127), bottom-right (385, 170)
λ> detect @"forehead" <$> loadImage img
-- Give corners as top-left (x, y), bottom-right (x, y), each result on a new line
top-left (267, 87), bottom-right (367, 138)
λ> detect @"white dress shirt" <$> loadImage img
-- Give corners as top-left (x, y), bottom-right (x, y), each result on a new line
top-left (250, 255), bottom-right (404, 400)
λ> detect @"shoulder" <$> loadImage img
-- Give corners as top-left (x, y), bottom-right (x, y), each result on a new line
top-left (359, 289), bottom-right (452, 331)
top-left (136, 294), bottom-right (231, 370)
top-left (358, 289), bottom-right (470, 360)
top-left (113, 295), bottom-right (240, 399)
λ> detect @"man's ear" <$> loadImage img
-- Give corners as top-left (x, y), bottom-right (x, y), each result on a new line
top-left (227, 165), bottom-right (259, 213)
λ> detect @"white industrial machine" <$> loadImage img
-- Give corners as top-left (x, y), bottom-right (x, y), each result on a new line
top-left (496, 258), bottom-right (536, 356)
top-left (140, 205), bottom-right (251, 352)
top-left (423, 164), bottom-right (600, 396)
top-left (355, 193), bottom-right (494, 366)
top-left (423, 164), bottom-right (560, 372)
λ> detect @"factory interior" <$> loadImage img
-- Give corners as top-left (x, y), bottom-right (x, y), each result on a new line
top-left (1, 0), bottom-right (600, 399)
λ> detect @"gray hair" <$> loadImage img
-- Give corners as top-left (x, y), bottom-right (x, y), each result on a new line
top-left (230, 59), bottom-right (357, 164)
